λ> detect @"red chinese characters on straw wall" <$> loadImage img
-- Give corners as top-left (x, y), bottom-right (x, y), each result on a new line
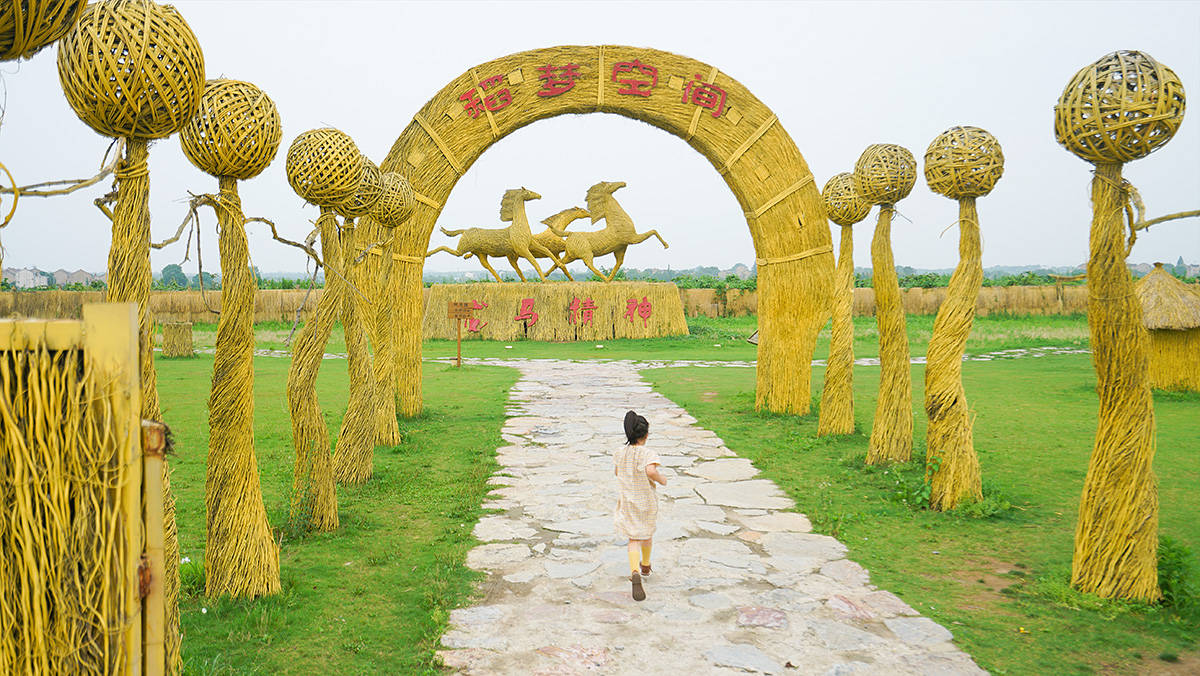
top-left (624, 296), bottom-right (653, 327)
top-left (455, 56), bottom-right (730, 123)
top-left (568, 296), bottom-right (596, 326)
top-left (513, 298), bottom-right (539, 326)
top-left (466, 300), bottom-right (489, 332)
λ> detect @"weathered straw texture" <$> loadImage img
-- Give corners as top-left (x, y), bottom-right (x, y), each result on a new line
top-left (818, 172), bottom-right (870, 436)
top-left (924, 126), bottom-right (1004, 198)
top-left (201, 177), bottom-right (280, 599)
top-left (286, 128), bottom-right (362, 207)
top-left (332, 220), bottom-right (377, 485)
top-left (56, 0), bottom-right (205, 140)
top-left (335, 157), bottom-right (384, 218)
top-left (855, 145), bottom-right (916, 464)
top-left (1054, 51), bottom-right (1186, 164)
top-left (380, 45), bottom-right (833, 415)
top-left (0, 312), bottom-right (139, 674)
top-left (180, 79), bottom-right (281, 180)
top-left (161, 321), bottom-right (193, 357)
top-left (922, 127), bottom-right (1003, 510)
top-left (0, 0), bottom-right (85, 60)
top-left (286, 209), bottom-right (340, 532)
top-left (422, 282), bottom-right (688, 341)
top-left (1137, 264), bottom-right (1200, 392)
top-left (370, 173), bottom-right (415, 445)
top-left (1057, 51), bottom-right (1185, 602)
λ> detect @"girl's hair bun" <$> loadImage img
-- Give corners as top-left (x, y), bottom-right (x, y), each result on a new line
top-left (624, 410), bottom-right (649, 444)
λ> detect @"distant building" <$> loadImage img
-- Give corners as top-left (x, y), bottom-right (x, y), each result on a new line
top-left (2, 267), bottom-right (51, 288)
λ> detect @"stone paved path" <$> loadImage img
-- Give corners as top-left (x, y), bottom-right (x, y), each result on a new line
top-left (437, 360), bottom-right (988, 675)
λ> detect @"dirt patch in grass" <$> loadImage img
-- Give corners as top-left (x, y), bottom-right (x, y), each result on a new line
top-left (948, 556), bottom-right (1024, 615)
top-left (699, 391), bottom-right (718, 402)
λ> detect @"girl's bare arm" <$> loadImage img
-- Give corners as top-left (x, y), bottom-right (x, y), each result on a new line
top-left (645, 463), bottom-right (667, 486)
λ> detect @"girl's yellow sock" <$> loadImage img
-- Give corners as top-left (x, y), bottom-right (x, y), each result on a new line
top-left (640, 543), bottom-right (652, 566)
top-left (627, 547), bottom-right (641, 573)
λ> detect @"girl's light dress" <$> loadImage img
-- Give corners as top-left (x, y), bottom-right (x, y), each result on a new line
top-left (613, 443), bottom-right (662, 540)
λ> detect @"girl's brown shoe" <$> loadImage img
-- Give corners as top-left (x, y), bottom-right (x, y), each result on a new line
top-left (640, 564), bottom-right (651, 577)
top-left (630, 572), bottom-right (646, 601)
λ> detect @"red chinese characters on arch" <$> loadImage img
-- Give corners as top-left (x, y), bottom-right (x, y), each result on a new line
top-left (624, 296), bottom-right (652, 327)
top-left (460, 73), bottom-right (512, 118)
top-left (514, 298), bottom-right (539, 326)
top-left (536, 63), bottom-right (580, 97)
top-left (568, 296), bottom-right (597, 326)
top-left (467, 300), bottom-right (488, 333)
top-left (682, 74), bottom-right (727, 118)
top-left (611, 59), bottom-right (657, 97)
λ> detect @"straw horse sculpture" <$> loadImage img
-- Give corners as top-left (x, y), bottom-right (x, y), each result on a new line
top-left (548, 181), bottom-right (669, 282)
top-left (531, 206), bottom-right (590, 281)
top-left (428, 187), bottom-right (570, 282)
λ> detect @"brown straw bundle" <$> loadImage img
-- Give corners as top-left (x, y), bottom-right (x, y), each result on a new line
top-left (818, 172), bottom-right (871, 436)
top-left (0, 0), bottom-right (85, 60)
top-left (332, 160), bottom-right (383, 486)
top-left (180, 78), bottom-right (281, 600)
top-left (378, 45), bottom-right (833, 416)
top-left (922, 126), bottom-right (1004, 510)
top-left (370, 173), bottom-right (415, 446)
top-left (160, 321), bottom-right (193, 357)
top-left (57, 3), bottom-right (204, 668)
top-left (854, 144), bottom-right (916, 464)
top-left (1055, 50), bottom-right (1185, 601)
top-left (284, 128), bottom-right (362, 531)
top-left (1137, 264), bottom-right (1200, 392)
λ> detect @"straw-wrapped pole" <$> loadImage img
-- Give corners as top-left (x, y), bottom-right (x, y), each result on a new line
top-left (331, 219), bottom-right (377, 484)
top-left (331, 158), bottom-right (383, 485)
top-left (818, 172), bottom-right (871, 436)
top-left (180, 78), bottom-right (282, 597)
top-left (203, 178), bottom-right (281, 596)
top-left (369, 172), bottom-right (415, 445)
top-left (286, 209), bottom-right (341, 531)
top-left (1055, 51), bottom-right (1185, 600)
top-left (284, 128), bottom-right (362, 530)
top-left (922, 126), bottom-right (1004, 509)
top-left (855, 144), bottom-right (916, 464)
top-left (57, 4), bottom-right (204, 667)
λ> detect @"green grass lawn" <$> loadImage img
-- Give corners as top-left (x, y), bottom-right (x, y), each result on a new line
top-left (156, 354), bottom-right (518, 674)
top-left (642, 356), bottom-right (1199, 675)
top-left (183, 313), bottom-right (1090, 363)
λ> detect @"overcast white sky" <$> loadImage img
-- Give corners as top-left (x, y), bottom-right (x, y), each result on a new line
top-left (2, 0), bottom-right (1198, 276)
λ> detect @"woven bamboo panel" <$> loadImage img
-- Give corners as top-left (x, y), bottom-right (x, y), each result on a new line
top-left (422, 282), bottom-right (687, 342)
top-left (381, 45), bottom-right (832, 414)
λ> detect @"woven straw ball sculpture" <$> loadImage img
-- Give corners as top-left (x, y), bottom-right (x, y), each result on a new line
top-left (1055, 51), bottom-right (1186, 164)
top-left (371, 172), bottom-right (416, 227)
top-left (180, 79), bottom-right (282, 180)
top-left (822, 172), bottom-right (872, 226)
top-left (924, 126), bottom-right (1005, 199)
top-left (0, 0), bottom-right (85, 60)
top-left (853, 144), bottom-right (917, 205)
top-left (336, 157), bottom-right (385, 218)
top-left (285, 128), bottom-right (362, 207)
top-left (57, 0), bottom-right (205, 140)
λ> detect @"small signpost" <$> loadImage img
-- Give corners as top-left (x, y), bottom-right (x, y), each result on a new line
top-left (447, 301), bottom-right (473, 367)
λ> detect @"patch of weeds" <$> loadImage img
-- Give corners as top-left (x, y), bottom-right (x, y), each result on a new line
top-left (1158, 536), bottom-right (1198, 618)
top-left (1159, 652), bottom-right (1180, 662)
top-left (1024, 570), bottom-right (1155, 620)
top-left (180, 559), bottom-right (205, 599)
top-left (953, 483), bottom-right (1015, 520)
top-left (1153, 389), bottom-right (1200, 403)
top-left (808, 485), bottom-right (860, 540)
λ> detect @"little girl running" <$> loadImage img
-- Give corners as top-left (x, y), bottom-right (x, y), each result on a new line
top-left (614, 410), bottom-right (668, 601)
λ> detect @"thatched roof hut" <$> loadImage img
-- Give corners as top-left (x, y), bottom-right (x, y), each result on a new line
top-left (1135, 263), bottom-right (1200, 391)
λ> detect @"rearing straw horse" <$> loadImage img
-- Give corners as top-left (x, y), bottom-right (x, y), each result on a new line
top-left (547, 181), bottom-right (668, 281)
top-left (427, 187), bottom-right (570, 282)
top-left (531, 206), bottom-right (591, 281)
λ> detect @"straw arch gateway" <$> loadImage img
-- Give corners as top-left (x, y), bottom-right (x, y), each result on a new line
top-left (380, 45), bottom-right (834, 415)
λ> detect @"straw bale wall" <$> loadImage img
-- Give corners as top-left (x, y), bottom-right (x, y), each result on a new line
top-left (0, 284), bottom-right (1092, 322)
top-left (1148, 329), bottom-right (1200, 392)
top-left (423, 282), bottom-right (687, 341)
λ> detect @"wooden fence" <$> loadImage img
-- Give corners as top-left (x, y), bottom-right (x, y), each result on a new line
top-left (0, 285), bottom-right (1088, 322)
